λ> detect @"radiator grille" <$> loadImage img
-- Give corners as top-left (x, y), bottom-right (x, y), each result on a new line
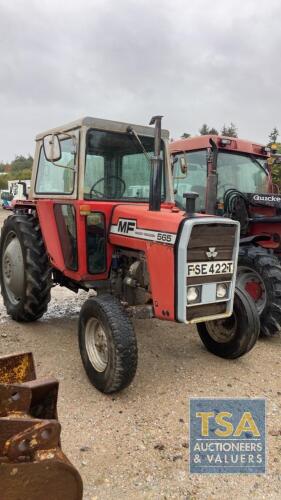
top-left (187, 223), bottom-right (236, 262)
top-left (176, 219), bottom-right (239, 324)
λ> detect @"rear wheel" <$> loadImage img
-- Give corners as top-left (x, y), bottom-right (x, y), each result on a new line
top-left (197, 287), bottom-right (259, 358)
top-left (237, 246), bottom-right (281, 336)
top-left (78, 295), bottom-right (138, 393)
top-left (0, 213), bottom-right (52, 321)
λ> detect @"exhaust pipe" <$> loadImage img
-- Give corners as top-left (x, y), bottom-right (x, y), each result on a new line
top-left (206, 137), bottom-right (218, 215)
top-left (183, 192), bottom-right (199, 216)
top-left (149, 115), bottom-right (163, 211)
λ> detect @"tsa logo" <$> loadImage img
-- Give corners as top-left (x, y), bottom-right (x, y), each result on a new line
top-left (189, 398), bottom-right (266, 473)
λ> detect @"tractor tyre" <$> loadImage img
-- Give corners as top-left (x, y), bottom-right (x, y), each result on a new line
top-left (237, 245), bottom-right (281, 336)
top-left (78, 295), bottom-right (138, 393)
top-left (197, 287), bottom-right (259, 359)
top-left (0, 213), bottom-right (52, 321)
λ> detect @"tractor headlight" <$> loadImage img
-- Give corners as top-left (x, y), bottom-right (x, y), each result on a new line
top-left (187, 286), bottom-right (201, 304)
top-left (216, 283), bottom-right (228, 299)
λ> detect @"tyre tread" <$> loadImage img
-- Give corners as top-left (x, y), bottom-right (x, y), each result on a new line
top-left (238, 245), bottom-right (281, 336)
top-left (79, 295), bottom-right (138, 393)
top-left (0, 213), bottom-right (52, 322)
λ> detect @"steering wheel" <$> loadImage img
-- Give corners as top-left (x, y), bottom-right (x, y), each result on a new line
top-left (89, 176), bottom-right (126, 198)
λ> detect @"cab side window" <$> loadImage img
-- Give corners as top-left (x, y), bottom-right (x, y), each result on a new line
top-left (173, 150), bottom-right (207, 211)
top-left (54, 204), bottom-right (78, 270)
top-left (36, 138), bottom-right (75, 194)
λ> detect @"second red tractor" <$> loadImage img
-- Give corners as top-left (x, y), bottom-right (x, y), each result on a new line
top-left (170, 134), bottom-right (281, 336)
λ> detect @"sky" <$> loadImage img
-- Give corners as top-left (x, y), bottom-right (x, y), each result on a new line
top-left (0, 0), bottom-right (281, 162)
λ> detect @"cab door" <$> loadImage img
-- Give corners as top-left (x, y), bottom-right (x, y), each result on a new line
top-left (34, 133), bottom-right (82, 278)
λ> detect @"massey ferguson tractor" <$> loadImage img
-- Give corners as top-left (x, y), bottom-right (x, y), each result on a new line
top-left (170, 134), bottom-right (281, 336)
top-left (0, 117), bottom-right (258, 394)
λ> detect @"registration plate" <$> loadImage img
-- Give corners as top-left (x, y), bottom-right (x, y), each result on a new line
top-left (187, 261), bottom-right (234, 277)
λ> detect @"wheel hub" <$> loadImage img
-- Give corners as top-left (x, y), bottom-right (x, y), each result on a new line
top-left (236, 266), bottom-right (266, 314)
top-left (85, 318), bottom-right (108, 372)
top-left (205, 314), bottom-right (237, 343)
top-left (2, 234), bottom-right (25, 304)
top-left (245, 280), bottom-right (263, 301)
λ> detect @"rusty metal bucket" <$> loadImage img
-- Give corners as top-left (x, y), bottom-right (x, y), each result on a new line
top-left (0, 352), bottom-right (83, 500)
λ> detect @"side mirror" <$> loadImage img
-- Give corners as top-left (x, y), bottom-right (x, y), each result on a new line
top-left (173, 154), bottom-right (188, 179)
top-left (43, 134), bottom-right (62, 162)
top-left (180, 156), bottom-right (188, 174)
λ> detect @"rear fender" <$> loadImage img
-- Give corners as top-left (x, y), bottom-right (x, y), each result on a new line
top-left (240, 235), bottom-right (271, 246)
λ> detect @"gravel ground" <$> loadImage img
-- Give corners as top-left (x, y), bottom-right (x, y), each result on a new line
top-left (0, 209), bottom-right (280, 499)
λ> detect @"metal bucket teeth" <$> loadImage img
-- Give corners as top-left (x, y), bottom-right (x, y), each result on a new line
top-left (0, 352), bottom-right (83, 500)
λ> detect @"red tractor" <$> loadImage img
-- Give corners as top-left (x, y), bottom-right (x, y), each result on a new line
top-left (0, 117), bottom-right (258, 393)
top-left (170, 135), bottom-right (281, 336)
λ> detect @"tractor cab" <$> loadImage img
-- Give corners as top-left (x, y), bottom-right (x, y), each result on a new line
top-left (170, 135), bottom-right (271, 214)
top-left (28, 117), bottom-right (171, 285)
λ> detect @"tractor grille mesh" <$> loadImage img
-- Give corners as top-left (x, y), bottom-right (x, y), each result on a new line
top-left (185, 223), bottom-right (236, 321)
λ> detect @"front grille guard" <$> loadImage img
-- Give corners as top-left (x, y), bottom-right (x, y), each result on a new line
top-left (176, 217), bottom-right (240, 323)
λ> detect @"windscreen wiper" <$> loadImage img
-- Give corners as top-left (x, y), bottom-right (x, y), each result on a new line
top-left (250, 155), bottom-right (269, 175)
top-left (126, 126), bottom-right (151, 164)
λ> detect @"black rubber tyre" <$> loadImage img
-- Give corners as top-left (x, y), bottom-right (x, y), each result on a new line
top-left (0, 213), bottom-right (52, 321)
top-left (238, 245), bottom-right (281, 336)
top-left (78, 295), bottom-right (138, 393)
top-left (196, 287), bottom-right (260, 359)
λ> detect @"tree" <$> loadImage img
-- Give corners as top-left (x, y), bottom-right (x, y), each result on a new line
top-left (18, 168), bottom-right (32, 181)
top-left (199, 124), bottom-right (218, 135)
top-left (199, 124), bottom-right (210, 135)
top-left (10, 155), bottom-right (33, 175)
top-left (268, 127), bottom-right (279, 145)
top-left (221, 123), bottom-right (238, 137)
top-left (0, 175), bottom-right (8, 190)
top-left (181, 132), bottom-right (190, 139)
top-left (268, 141), bottom-right (281, 188)
top-left (208, 127), bottom-right (218, 135)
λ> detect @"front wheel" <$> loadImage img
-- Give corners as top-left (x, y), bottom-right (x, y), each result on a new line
top-left (78, 295), bottom-right (138, 393)
top-left (196, 287), bottom-right (260, 359)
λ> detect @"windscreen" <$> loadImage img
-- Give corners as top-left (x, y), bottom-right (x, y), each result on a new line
top-left (84, 129), bottom-right (165, 200)
top-left (217, 152), bottom-right (268, 200)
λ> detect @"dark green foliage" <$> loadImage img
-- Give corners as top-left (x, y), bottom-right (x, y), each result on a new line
top-left (0, 176), bottom-right (8, 189)
top-left (269, 142), bottom-right (281, 188)
top-left (208, 127), bottom-right (219, 135)
top-left (199, 124), bottom-right (218, 135)
top-left (0, 155), bottom-right (33, 189)
top-left (10, 155), bottom-right (33, 174)
top-left (199, 123), bottom-right (210, 135)
top-left (221, 123), bottom-right (238, 137)
top-left (268, 127), bottom-right (279, 144)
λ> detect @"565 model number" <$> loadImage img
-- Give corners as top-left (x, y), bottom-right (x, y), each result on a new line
top-left (157, 232), bottom-right (173, 243)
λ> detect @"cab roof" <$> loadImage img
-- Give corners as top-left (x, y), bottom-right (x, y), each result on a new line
top-left (169, 134), bottom-right (267, 157)
top-left (36, 116), bottom-right (170, 141)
